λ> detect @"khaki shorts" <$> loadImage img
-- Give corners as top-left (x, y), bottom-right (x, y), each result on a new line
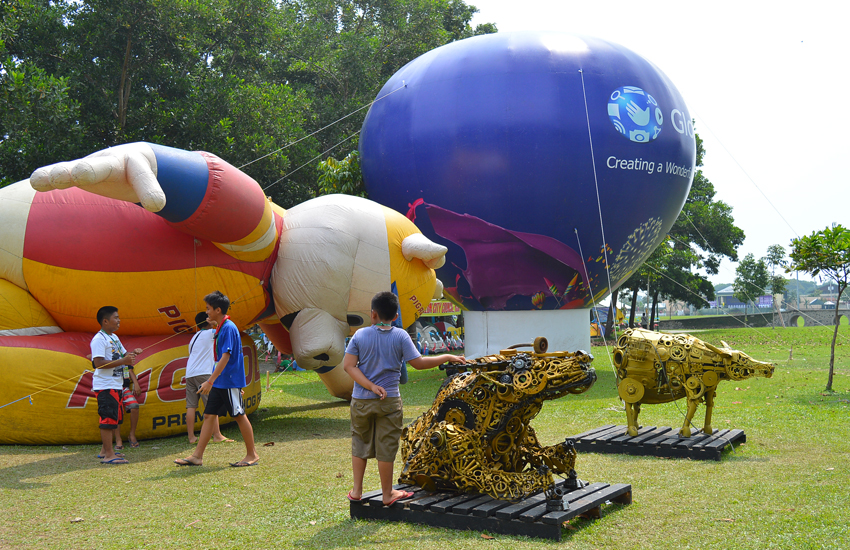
top-left (185, 375), bottom-right (211, 409)
top-left (350, 396), bottom-right (403, 462)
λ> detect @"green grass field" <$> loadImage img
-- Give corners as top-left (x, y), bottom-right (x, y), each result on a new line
top-left (2, 326), bottom-right (848, 549)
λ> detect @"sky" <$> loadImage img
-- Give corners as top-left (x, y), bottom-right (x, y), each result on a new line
top-left (470, 0), bottom-right (849, 285)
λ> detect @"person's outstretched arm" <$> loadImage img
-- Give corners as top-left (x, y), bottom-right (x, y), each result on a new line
top-left (408, 354), bottom-right (466, 371)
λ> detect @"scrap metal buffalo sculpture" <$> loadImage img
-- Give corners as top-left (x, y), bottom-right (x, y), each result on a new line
top-left (399, 338), bottom-right (596, 501)
top-left (613, 328), bottom-right (774, 438)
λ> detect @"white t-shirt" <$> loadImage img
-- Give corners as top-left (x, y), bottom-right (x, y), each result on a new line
top-left (186, 329), bottom-right (215, 378)
top-left (90, 331), bottom-right (127, 391)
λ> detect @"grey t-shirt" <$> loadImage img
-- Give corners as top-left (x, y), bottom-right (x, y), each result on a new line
top-left (345, 325), bottom-right (421, 399)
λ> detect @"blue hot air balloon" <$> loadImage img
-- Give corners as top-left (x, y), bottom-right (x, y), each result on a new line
top-left (360, 32), bottom-right (695, 314)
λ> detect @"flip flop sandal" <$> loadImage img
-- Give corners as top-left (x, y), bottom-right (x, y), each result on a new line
top-left (229, 460), bottom-right (260, 467)
top-left (97, 453), bottom-right (125, 459)
top-left (383, 491), bottom-right (414, 506)
top-left (100, 457), bottom-right (129, 465)
top-left (347, 491), bottom-right (362, 502)
top-left (174, 458), bottom-right (202, 466)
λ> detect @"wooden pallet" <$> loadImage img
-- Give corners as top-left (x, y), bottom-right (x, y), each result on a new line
top-left (570, 425), bottom-right (746, 461)
top-left (349, 480), bottom-right (632, 541)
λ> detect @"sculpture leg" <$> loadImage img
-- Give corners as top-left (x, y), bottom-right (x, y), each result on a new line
top-left (634, 402), bottom-right (641, 430)
top-left (624, 402), bottom-right (639, 437)
top-left (534, 440), bottom-right (578, 475)
top-left (680, 397), bottom-right (698, 437)
top-left (702, 387), bottom-right (717, 435)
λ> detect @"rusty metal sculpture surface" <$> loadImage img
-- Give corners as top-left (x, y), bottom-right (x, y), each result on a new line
top-left (399, 338), bottom-right (596, 502)
top-left (613, 328), bottom-right (774, 438)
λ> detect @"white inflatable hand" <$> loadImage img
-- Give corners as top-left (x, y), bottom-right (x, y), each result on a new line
top-left (29, 143), bottom-right (166, 212)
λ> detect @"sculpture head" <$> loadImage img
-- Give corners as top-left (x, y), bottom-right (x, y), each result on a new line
top-left (706, 340), bottom-right (775, 381)
top-left (270, 194), bottom-right (447, 369)
top-left (463, 346), bottom-right (596, 403)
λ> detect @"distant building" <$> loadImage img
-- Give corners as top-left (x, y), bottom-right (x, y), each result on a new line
top-left (708, 286), bottom-right (772, 310)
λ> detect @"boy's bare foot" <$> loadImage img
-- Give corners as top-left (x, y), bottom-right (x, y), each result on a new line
top-left (188, 435), bottom-right (198, 444)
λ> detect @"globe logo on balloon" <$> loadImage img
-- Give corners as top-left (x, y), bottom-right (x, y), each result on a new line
top-left (607, 86), bottom-right (663, 143)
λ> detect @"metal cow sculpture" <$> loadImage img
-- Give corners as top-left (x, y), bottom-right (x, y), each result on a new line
top-left (613, 328), bottom-right (774, 438)
top-left (400, 338), bottom-right (596, 501)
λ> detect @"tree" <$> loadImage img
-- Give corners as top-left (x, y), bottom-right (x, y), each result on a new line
top-left (0, 0), bottom-right (86, 184)
top-left (272, 0), bottom-right (497, 198)
top-left (764, 244), bottom-right (788, 297)
top-left (666, 132), bottom-right (745, 275)
top-left (317, 148), bottom-right (366, 197)
top-left (733, 253), bottom-right (769, 318)
top-left (0, 0), bottom-right (497, 204)
top-left (617, 130), bottom-right (735, 327)
top-left (789, 224), bottom-right (850, 391)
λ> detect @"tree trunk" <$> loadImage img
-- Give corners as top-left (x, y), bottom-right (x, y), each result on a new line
top-left (650, 290), bottom-right (659, 330)
top-left (629, 286), bottom-right (639, 328)
top-left (605, 291), bottom-right (619, 340)
top-left (827, 286), bottom-right (843, 391)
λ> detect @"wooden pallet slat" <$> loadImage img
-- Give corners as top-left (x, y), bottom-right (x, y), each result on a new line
top-left (429, 493), bottom-right (485, 514)
top-left (350, 480), bottom-right (632, 541)
top-left (450, 494), bottom-right (493, 515)
top-left (571, 425), bottom-right (746, 461)
top-left (408, 492), bottom-right (457, 511)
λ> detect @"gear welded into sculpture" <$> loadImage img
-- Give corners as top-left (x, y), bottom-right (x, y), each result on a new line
top-left (399, 338), bottom-right (597, 502)
top-left (613, 328), bottom-right (775, 438)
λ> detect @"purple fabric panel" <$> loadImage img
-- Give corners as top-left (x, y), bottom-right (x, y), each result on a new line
top-left (425, 204), bottom-right (586, 309)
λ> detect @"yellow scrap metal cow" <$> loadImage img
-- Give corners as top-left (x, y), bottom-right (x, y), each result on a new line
top-left (613, 328), bottom-right (774, 438)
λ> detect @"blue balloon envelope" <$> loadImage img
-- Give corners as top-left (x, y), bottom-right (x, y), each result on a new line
top-left (360, 32), bottom-right (695, 312)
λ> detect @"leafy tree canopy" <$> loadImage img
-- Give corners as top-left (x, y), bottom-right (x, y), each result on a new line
top-left (0, 0), bottom-right (496, 209)
top-left (619, 129), bottom-right (743, 324)
top-left (733, 253), bottom-right (769, 312)
top-left (788, 223), bottom-right (850, 391)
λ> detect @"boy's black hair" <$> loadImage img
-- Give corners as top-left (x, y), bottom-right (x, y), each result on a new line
top-left (204, 290), bottom-right (230, 314)
top-left (371, 291), bottom-right (399, 322)
top-left (96, 306), bottom-right (119, 326)
top-left (195, 311), bottom-right (209, 330)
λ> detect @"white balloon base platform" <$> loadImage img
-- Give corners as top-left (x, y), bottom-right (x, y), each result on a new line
top-left (463, 309), bottom-right (591, 358)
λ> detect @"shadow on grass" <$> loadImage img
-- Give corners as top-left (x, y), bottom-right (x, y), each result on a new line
top-left (0, 427), bottom-right (259, 489)
top-left (295, 501), bottom-right (631, 547)
top-left (0, 451), bottom-right (106, 489)
top-left (142, 463), bottom-right (231, 482)
top-left (561, 500), bottom-right (631, 541)
top-left (295, 519), bottom-right (388, 548)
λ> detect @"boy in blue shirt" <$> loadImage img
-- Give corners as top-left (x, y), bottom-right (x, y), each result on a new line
top-left (174, 291), bottom-right (259, 467)
top-left (344, 291), bottom-right (466, 505)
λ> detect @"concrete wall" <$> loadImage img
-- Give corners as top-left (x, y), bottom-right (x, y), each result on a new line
top-left (658, 308), bottom-right (850, 331)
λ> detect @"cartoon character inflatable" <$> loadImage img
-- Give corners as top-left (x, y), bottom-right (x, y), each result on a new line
top-left (0, 143), bottom-right (447, 444)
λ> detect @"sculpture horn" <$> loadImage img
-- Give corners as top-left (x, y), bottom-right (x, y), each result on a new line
top-left (402, 233), bottom-right (447, 269)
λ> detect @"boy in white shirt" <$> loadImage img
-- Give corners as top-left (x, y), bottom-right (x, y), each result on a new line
top-left (185, 312), bottom-right (230, 444)
top-left (90, 306), bottom-right (139, 465)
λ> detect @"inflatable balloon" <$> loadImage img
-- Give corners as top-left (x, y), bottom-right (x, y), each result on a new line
top-left (361, 32), bottom-right (696, 312)
top-left (0, 143), bottom-right (446, 444)
top-left (0, 332), bottom-right (259, 445)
